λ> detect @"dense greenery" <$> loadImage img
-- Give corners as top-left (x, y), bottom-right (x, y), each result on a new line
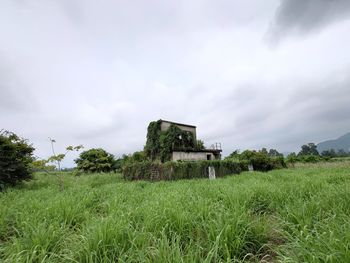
top-left (123, 160), bottom-right (245, 180)
top-left (144, 120), bottom-right (162, 161)
top-left (144, 120), bottom-right (204, 162)
top-left (0, 131), bottom-right (34, 190)
top-left (75, 148), bottom-right (117, 173)
top-left (321, 148), bottom-right (350, 158)
top-left (285, 143), bottom-right (350, 164)
top-left (0, 162), bottom-right (349, 262)
top-left (159, 125), bottom-right (196, 162)
top-left (225, 149), bottom-right (286, 171)
top-left (298, 143), bottom-right (319, 156)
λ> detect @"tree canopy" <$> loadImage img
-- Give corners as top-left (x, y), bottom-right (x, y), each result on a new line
top-left (298, 143), bottom-right (319, 156)
top-left (0, 131), bottom-right (35, 189)
top-left (75, 148), bottom-right (117, 173)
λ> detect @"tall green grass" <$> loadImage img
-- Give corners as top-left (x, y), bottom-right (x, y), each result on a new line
top-left (0, 162), bottom-right (349, 262)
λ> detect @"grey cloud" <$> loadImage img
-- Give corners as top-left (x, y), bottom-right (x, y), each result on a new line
top-left (0, 61), bottom-right (37, 112)
top-left (269, 0), bottom-right (350, 42)
top-left (195, 70), bottom-right (350, 155)
top-left (1, 0), bottom-right (350, 166)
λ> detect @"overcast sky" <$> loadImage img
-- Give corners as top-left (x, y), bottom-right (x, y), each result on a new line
top-left (1, 0), bottom-right (350, 167)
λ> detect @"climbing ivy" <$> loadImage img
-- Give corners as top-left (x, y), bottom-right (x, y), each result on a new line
top-left (144, 120), bottom-right (200, 162)
top-left (159, 125), bottom-right (195, 162)
top-left (144, 120), bottom-right (162, 161)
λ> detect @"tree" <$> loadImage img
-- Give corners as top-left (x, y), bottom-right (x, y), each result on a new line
top-left (260, 148), bottom-right (268, 155)
top-left (321, 149), bottom-right (337, 158)
top-left (286, 152), bottom-right (298, 166)
top-left (47, 138), bottom-right (83, 171)
top-left (268, 149), bottom-right (283, 157)
top-left (195, 140), bottom-right (205, 150)
top-left (0, 130), bottom-right (35, 189)
top-left (75, 148), bottom-right (117, 173)
top-left (298, 143), bottom-right (319, 156)
top-left (233, 149), bottom-right (286, 172)
top-left (225, 150), bottom-right (240, 161)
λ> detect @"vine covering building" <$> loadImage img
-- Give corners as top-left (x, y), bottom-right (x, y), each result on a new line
top-left (144, 119), bottom-right (222, 162)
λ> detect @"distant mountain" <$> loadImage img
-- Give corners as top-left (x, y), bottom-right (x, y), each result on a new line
top-left (317, 132), bottom-right (350, 153)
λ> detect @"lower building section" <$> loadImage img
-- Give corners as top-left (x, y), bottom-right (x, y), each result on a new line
top-left (172, 150), bottom-right (221, 161)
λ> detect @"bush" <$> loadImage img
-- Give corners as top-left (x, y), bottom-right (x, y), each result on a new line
top-left (298, 155), bottom-right (324, 163)
top-left (75, 148), bottom-right (117, 173)
top-left (122, 160), bottom-right (245, 181)
top-left (0, 131), bottom-right (35, 190)
top-left (228, 150), bottom-right (286, 172)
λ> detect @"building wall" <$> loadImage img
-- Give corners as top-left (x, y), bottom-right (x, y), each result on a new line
top-left (160, 121), bottom-right (197, 140)
top-left (172, 151), bottom-right (215, 161)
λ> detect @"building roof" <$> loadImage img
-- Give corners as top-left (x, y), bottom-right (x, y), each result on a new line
top-left (160, 119), bottom-right (196, 128)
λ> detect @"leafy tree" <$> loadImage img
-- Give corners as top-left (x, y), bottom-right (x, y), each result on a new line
top-left (260, 148), bottom-right (268, 155)
top-left (130, 151), bottom-right (147, 162)
top-left (225, 150), bottom-right (240, 161)
top-left (268, 149), bottom-right (283, 157)
top-left (321, 149), bottom-right (337, 158)
top-left (337, 149), bottom-right (348, 157)
top-left (298, 143), bottom-right (319, 156)
top-left (47, 138), bottom-right (83, 171)
top-left (195, 140), bottom-right (205, 150)
top-left (0, 130), bottom-right (35, 189)
top-left (226, 149), bottom-right (286, 172)
top-left (31, 159), bottom-right (56, 171)
top-left (286, 152), bottom-right (298, 166)
top-left (75, 148), bottom-right (117, 173)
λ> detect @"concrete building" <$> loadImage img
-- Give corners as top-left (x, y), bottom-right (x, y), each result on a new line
top-left (159, 119), bottom-right (222, 161)
top-left (160, 119), bottom-right (197, 141)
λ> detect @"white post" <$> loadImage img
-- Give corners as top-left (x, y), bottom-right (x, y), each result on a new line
top-left (208, 166), bottom-right (216, 179)
top-left (248, 164), bottom-right (254, 172)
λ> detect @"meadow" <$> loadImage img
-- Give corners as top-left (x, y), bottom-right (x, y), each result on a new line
top-left (0, 161), bottom-right (349, 262)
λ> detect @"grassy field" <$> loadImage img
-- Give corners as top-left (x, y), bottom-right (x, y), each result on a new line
top-left (0, 162), bottom-right (349, 262)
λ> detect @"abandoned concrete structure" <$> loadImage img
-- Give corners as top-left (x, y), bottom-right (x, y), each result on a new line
top-left (159, 119), bottom-right (222, 161)
top-left (160, 120), bottom-right (197, 141)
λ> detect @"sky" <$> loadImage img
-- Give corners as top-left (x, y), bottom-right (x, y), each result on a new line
top-left (1, 0), bottom-right (350, 167)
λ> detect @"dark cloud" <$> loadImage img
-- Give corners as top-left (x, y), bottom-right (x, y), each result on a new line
top-left (269, 0), bottom-right (350, 42)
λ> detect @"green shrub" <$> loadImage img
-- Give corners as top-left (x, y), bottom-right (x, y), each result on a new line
top-left (122, 160), bottom-right (245, 181)
top-left (227, 150), bottom-right (286, 172)
top-left (75, 148), bottom-right (117, 173)
top-left (0, 131), bottom-right (35, 190)
top-left (298, 155), bottom-right (324, 163)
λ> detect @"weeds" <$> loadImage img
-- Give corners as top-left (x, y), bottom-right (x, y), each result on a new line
top-left (0, 162), bottom-right (349, 262)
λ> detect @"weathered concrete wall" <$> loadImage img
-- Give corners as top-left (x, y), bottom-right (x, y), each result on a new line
top-left (160, 121), bottom-right (197, 140)
top-left (172, 151), bottom-right (215, 161)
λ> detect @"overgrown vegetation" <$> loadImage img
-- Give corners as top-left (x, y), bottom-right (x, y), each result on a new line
top-left (144, 120), bottom-right (162, 161)
top-left (144, 120), bottom-right (204, 162)
top-left (0, 161), bottom-right (349, 262)
top-left (0, 131), bottom-right (34, 190)
top-left (75, 148), bottom-right (117, 173)
top-left (225, 149), bottom-right (286, 171)
top-left (123, 160), bottom-right (245, 180)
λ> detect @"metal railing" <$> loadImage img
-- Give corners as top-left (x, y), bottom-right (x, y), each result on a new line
top-left (210, 143), bottom-right (222, 150)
